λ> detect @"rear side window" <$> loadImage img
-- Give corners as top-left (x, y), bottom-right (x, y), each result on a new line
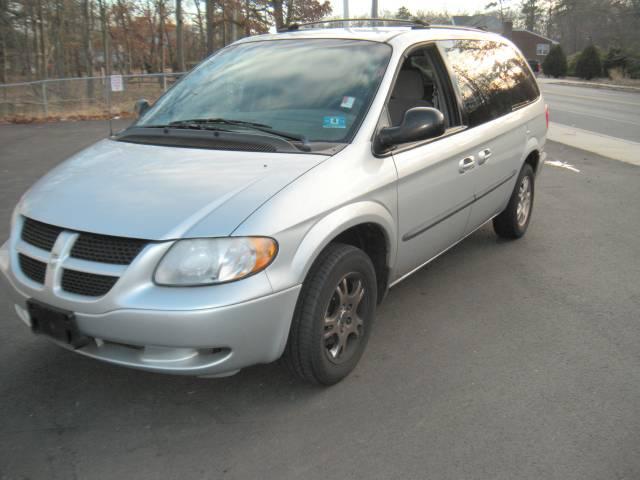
top-left (438, 39), bottom-right (540, 127)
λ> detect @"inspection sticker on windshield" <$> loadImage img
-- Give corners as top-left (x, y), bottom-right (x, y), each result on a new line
top-left (340, 96), bottom-right (356, 109)
top-left (323, 116), bottom-right (346, 129)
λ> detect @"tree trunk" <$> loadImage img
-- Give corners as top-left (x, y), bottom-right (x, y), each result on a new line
top-left (23, 7), bottom-right (33, 79)
top-left (0, 34), bottom-right (5, 84)
top-left (272, 0), bottom-right (284, 30)
top-left (176, 0), bottom-right (185, 70)
top-left (0, 0), bottom-right (11, 82)
top-left (30, 3), bottom-right (40, 79)
top-left (82, 0), bottom-right (95, 98)
top-left (158, 0), bottom-right (165, 73)
top-left (37, 0), bottom-right (47, 78)
top-left (285, 0), bottom-right (293, 25)
top-left (99, 0), bottom-right (111, 76)
top-left (194, 0), bottom-right (206, 57)
top-left (206, 0), bottom-right (215, 53)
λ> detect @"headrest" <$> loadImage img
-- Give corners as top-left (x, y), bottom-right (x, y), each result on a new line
top-left (392, 69), bottom-right (424, 100)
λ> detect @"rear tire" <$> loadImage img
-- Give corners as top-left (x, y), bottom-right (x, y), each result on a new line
top-left (493, 163), bottom-right (535, 239)
top-left (283, 243), bottom-right (377, 385)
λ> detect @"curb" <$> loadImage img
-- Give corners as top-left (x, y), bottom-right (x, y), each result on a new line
top-left (540, 79), bottom-right (640, 93)
top-left (548, 122), bottom-right (640, 167)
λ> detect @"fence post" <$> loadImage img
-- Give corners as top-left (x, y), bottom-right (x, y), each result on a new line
top-left (104, 76), bottom-right (111, 116)
top-left (162, 74), bottom-right (167, 92)
top-left (41, 82), bottom-right (48, 117)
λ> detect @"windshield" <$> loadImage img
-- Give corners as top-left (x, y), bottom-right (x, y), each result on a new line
top-left (136, 39), bottom-right (392, 144)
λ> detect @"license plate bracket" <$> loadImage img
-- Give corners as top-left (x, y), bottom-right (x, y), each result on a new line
top-left (27, 300), bottom-right (90, 349)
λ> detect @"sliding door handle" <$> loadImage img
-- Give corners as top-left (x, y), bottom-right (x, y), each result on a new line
top-left (478, 148), bottom-right (492, 165)
top-left (459, 156), bottom-right (476, 173)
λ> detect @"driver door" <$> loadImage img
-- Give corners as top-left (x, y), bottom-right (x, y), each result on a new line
top-left (389, 45), bottom-right (480, 281)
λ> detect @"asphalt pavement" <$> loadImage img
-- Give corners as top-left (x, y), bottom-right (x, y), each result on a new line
top-left (539, 80), bottom-right (640, 142)
top-left (1, 121), bottom-right (639, 480)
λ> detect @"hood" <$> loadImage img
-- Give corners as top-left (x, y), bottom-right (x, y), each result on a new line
top-left (19, 139), bottom-right (327, 240)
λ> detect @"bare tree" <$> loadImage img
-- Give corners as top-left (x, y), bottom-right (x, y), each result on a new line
top-left (175, 0), bottom-right (184, 69)
top-left (205, 0), bottom-right (214, 53)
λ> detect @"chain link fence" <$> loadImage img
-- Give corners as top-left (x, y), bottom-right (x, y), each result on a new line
top-left (0, 73), bottom-right (184, 121)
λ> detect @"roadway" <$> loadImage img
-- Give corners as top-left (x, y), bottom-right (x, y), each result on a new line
top-left (539, 80), bottom-right (640, 142)
top-left (0, 121), bottom-right (639, 479)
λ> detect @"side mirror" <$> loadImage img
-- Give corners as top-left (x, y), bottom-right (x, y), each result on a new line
top-left (375, 107), bottom-right (446, 154)
top-left (134, 99), bottom-right (151, 118)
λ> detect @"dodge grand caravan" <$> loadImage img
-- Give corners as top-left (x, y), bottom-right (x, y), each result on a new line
top-left (0, 20), bottom-right (547, 385)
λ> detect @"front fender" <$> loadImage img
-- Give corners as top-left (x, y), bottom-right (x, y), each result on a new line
top-left (264, 201), bottom-right (397, 293)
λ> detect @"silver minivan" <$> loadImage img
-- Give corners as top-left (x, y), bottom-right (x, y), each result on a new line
top-left (0, 21), bottom-right (547, 385)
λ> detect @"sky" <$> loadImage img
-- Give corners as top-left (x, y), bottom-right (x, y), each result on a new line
top-left (328, 0), bottom-right (490, 16)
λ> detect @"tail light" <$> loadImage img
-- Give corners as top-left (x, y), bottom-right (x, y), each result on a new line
top-left (545, 104), bottom-right (549, 130)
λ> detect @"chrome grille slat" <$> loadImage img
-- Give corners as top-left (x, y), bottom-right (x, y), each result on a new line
top-left (62, 256), bottom-right (128, 277)
top-left (16, 240), bottom-right (50, 263)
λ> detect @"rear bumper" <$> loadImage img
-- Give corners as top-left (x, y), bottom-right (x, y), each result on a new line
top-left (1, 239), bottom-right (301, 377)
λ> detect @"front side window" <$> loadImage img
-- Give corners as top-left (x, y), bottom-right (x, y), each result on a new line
top-left (136, 39), bottom-right (392, 145)
top-left (439, 39), bottom-right (540, 127)
top-left (387, 45), bottom-right (456, 129)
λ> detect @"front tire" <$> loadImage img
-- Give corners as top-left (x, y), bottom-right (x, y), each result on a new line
top-left (283, 243), bottom-right (377, 385)
top-left (493, 163), bottom-right (535, 239)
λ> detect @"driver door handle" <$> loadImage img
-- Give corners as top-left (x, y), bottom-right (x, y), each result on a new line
top-left (459, 156), bottom-right (476, 173)
top-left (478, 148), bottom-right (492, 165)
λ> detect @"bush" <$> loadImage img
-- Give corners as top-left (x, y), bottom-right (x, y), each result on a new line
top-left (567, 52), bottom-right (579, 76)
top-left (627, 57), bottom-right (640, 79)
top-left (542, 44), bottom-right (568, 78)
top-left (575, 45), bottom-right (602, 80)
top-left (603, 47), bottom-right (628, 78)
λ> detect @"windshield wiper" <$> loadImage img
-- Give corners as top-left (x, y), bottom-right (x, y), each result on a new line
top-left (168, 118), bottom-right (308, 145)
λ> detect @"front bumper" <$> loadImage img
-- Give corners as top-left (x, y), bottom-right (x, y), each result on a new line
top-left (0, 239), bottom-right (301, 377)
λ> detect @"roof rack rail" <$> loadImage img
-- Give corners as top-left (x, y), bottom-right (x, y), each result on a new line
top-left (278, 18), bottom-right (430, 33)
top-left (428, 24), bottom-right (487, 33)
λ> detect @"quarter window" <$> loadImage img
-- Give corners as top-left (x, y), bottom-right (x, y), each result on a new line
top-left (439, 40), bottom-right (540, 127)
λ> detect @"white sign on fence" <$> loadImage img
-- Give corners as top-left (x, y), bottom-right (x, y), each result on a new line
top-left (110, 74), bottom-right (124, 92)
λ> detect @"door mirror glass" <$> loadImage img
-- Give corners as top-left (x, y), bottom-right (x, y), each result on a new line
top-left (134, 99), bottom-right (151, 118)
top-left (375, 107), bottom-right (445, 153)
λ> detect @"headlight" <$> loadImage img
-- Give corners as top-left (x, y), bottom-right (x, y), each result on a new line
top-left (154, 237), bottom-right (278, 286)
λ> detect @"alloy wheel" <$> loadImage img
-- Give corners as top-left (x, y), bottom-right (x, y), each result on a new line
top-left (323, 273), bottom-right (367, 364)
top-left (516, 176), bottom-right (532, 227)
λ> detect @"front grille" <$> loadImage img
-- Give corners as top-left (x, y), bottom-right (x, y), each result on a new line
top-left (61, 269), bottom-right (119, 297)
top-left (18, 254), bottom-right (47, 284)
top-left (71, 233), bottom-right (147, 265)
top-left (18, 217), bottom-right (148, 297)
top-left (21, 218), bottom-right (63, 251)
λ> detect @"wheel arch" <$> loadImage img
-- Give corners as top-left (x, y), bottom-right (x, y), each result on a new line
top-left (290, 201), bottom-right (397, 303)
top-left (522, 137), bottom-right (543, 175)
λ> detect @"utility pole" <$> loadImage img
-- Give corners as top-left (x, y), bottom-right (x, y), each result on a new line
top-left (343, 0), bottom-right (349, 18)
top-left (371, 0), bottom-right (378, 18)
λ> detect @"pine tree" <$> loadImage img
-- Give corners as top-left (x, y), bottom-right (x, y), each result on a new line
top-left (542, 44), bottom-right (568, 78)
top-left (396, 6), bottom-right (412, 20)
top-left (575, 44), bottom-right (602, 80)
top-left (520, 0), bottom-right (542, 32)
